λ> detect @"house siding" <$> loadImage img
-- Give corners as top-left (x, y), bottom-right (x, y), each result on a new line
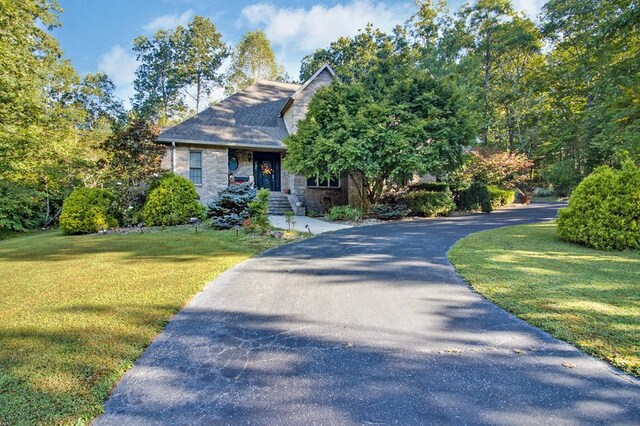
top-left (161, 144), bottom-right (228, 205)
top-left (282, 68), bottom-right (334, 134)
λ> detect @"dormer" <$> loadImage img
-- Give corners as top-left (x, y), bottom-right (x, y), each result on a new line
top-left (280, 64), bottom-right (336, 135)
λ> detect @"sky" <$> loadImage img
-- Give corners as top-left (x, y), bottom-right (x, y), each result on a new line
top-left (53, 0), bottom-right (544, 109)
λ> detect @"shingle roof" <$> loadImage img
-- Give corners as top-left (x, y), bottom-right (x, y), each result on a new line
top-left (157, 80), bottom-right (300, 150)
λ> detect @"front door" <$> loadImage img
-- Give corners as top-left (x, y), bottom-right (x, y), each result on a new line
top-left (253, 152), bottom-right (281, 191)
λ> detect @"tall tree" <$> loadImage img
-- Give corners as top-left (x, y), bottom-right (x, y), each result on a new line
top-left (132, 30), bottom-right (185, 122)
top-left (174, 16), bottom-right (228, 112)
top-left (224, 30), bottom-right (286, 95)
top-left (299, 24), bottom-right (400, 83)
top-left (285, 60), bottom-right (474, 207)
top-left (0, 0), bottom-right (62, 175)
top-left (540, 0), bottom-right (640, 173)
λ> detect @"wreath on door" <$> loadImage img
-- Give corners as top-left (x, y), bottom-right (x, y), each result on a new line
top-left (260, 161), bottom-right (273, 175)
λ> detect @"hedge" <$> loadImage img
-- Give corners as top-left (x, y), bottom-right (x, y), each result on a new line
top-left (458, 182), bottom-right (492, 213)
top-left (405, 190), bottom-right (455, 217)
top-left (488, 186), bottom-right (516, 208)
top-left (141, 174), bottom-right (205, 226)
top-left (557, 162), bottom-right (640, 250)
top-left (59, 187), bottom-right (118, 234)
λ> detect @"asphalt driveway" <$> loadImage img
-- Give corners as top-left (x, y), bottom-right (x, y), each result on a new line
top-left (95, 203), bottom-right (640, 425)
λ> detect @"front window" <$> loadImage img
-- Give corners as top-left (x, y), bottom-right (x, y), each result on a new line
top-left (189, 151), bottom-right (202, 185)
top-left (307, 174), bottom-right (340, 188)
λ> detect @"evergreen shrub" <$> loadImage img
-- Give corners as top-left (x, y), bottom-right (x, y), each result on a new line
top-left (405, 190), bottom-right (455, 217)
top-left (59, 187), bottom-right (118, 234)
top-left (557, 162), bottom-right (640, 250)
top-left (141, 174), bottom-right (204, 226)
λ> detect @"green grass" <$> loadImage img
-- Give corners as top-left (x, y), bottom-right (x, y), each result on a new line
top-left (449, 222), bottom-right (640, 377)
top-left (0, 228), bottom-right (289, 425)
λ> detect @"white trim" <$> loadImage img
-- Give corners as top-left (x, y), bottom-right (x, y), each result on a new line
top-left (156, 138), bottom-right (286, 152)
top-left (307, 174), bottom-right (341, 189)
top-left (188, 149), bottom-right (203, 187)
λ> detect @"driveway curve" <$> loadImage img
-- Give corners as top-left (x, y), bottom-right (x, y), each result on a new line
top-left (96, 203), bottom-right (640, 425)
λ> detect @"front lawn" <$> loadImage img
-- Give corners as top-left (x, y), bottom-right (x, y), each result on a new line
top-left (449, 222), bottom-right (639, 377)
top-left (0, 228), bottom-right (286, 425)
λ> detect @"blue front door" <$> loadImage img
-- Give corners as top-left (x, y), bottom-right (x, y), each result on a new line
top-left (253, 153), bottom-right (281, 191)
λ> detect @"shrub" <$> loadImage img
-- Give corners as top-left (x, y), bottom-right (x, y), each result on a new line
top-left (543, 160), bottom-right (581, 196)
top-left (458, 182), bottom-right (492, 213)
top-left (0, 182), bottom-right (43, 232)
top-left (408, 182), bottom-right (449, 193)
top-left (557, 162), bottom-right (640, 250)
top-left (59, 187), bottom-right (118, 234)
top-left (248, 188), bottom-right (270, 230)
top-left (488, 186), bottom-right (516, 208)
top-left (141, 174), bottom-right (204, 226)
top-left (327, 205), bottom-right (363, 221)
top-left (405, 191), bottom-right (455, 217)
top-left (533, 187), bottom-right (556, 197)
top-left (371, 204), bottom-right (410, 220)
top-left (207, 183), bottom-right (257, 229)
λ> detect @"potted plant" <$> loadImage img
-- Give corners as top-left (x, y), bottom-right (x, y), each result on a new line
top-left (283, 188), bottom-right (291, 194)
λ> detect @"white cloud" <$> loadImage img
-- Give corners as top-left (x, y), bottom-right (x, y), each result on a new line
top-left (143, 9), bottom-right (194, 33)
top-left (98, 45), bottom-right (138, 108)
top-left (240, 1), bottom-right (414, 78)
top-left (513, 0), bottom-right (545, 19)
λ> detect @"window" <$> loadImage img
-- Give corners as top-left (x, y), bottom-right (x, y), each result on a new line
top-left (189, 151), bottom-right (202, 185)
top-left (307, 174), bottom-right (340, 188)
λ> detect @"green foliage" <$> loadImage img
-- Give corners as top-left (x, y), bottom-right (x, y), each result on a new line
top-left (248, 188), bottom-right (270, 230)
top-left (207, 183), bottom-right (257, 229)
top-left (0, 182), bottom-right (43, 232)
top-left (173, 16), bottom-right (228, 112)
top-left (327, 205), bottom-right (364, 221)
top-left (458, 182), bottom-right (493, 213)
top-left (225, 30), bottom-right (287, 95)
top-left (405, 190), bottom-right (455, 217)
top-left (488, 186), bottom-right (516, 208)
top-left (103, 120), bottom-right (166, 226)
top-left (408, 182), bottom-right (449, 192)
top-left (283, 210), bottom-right (295, 230)
top-left (533, 187), bottom-right (556, 197)
top-left (370, 203), bottom-right (410, 220)
top-left (557, 162), bottom-right (640, 250)
top-left (285, 57), bottom-right (474, 207)
top-left (542, 160), bottom-right (581, 196)
top-left (133, 30), bottom-right (186, 121)
top-left (59, 187), bottom-right (118, 235)
top-left (141, 174), bottom-right (204, 226)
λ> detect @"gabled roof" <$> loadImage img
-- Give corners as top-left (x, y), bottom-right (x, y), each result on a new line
top-left (279, 64), bottom-right (336, 116)
top-left (157, 80), bottom-right (300, 150)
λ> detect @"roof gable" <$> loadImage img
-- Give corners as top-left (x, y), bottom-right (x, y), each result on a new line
top-left (279, 64), bottom-right (336, 116)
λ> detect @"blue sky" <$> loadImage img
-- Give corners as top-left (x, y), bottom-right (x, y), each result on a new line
top-left (53, 0), bottom-right (543, 108)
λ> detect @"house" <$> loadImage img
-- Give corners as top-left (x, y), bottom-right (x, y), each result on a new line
top-left (156, 64), bottom-right (362, 214)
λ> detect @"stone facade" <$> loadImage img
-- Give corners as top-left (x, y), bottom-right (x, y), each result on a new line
top-left (161, 143), bottom-right (228, 205)
top-left (282, 68), bottom-right (334, 135)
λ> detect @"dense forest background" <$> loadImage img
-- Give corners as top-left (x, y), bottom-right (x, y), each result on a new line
top-left (1, 0), bottom-right (638, 232)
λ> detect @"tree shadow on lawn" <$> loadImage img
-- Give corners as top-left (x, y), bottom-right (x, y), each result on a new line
top-left (0, 303), bottom-right (187, 425)
top-left (95, 307), bottom-right (640, 425)
top-left (0, 229), bottom-right (268, 263)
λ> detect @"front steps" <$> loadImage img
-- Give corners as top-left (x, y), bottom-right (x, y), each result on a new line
top-left (268, 192), bottom-right (294, 215)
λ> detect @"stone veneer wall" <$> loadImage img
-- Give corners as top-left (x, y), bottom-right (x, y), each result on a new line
top-left (282, 68), bottom-right (334, 135)
top-left (161, 144), bottom-right (228, 205)
top-left (228, 149), bottom-right (253, 180)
